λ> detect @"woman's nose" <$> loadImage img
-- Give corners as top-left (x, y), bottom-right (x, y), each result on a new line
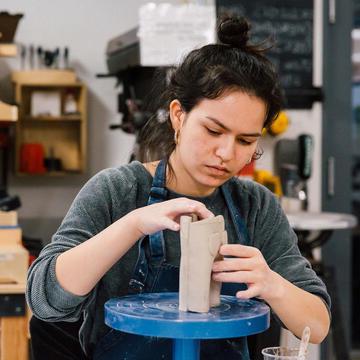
top-left (215, 138), bottom-right (235, 161)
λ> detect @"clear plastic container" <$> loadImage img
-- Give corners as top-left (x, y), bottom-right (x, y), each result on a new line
top-left (262, 347), bottom-right (306, 359)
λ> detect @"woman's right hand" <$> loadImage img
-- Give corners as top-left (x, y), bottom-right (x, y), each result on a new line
top-left (130, 197), bottom-right (214, 237)
top-left (55, 200), bottom-right (213, 298)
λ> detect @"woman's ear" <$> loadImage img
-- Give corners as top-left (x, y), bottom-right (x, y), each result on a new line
top-left (169, 99), bottom-right (185, 131)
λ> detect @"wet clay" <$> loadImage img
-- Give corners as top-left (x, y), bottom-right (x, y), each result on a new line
top-left (179, 215), bottom-right (227, 313)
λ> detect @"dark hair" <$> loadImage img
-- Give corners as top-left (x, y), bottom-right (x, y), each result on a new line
top-left (137, 16), bottom-right (283, 162)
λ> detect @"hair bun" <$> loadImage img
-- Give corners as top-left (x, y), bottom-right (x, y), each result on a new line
top-left (217, 16), bottom-right (251, 49)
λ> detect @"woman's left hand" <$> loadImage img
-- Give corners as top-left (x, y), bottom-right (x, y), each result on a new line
top-left (212, 244), bottom-right (282, 301)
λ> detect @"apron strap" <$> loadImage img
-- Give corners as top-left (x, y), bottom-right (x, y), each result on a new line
top-left (147, 159), bottom-right (168, 205)
top-left (221, 182), bottom-right (251, 246)
top-left (128, 160), bottom-right (168, 293)
top-left (147, 159), bottom-right (168, 259)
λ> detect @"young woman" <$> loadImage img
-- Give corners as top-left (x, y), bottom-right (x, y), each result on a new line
top-left (27, 16), bottom-right (330, 360)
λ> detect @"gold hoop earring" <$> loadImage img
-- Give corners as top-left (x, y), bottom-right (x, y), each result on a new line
top-left (247, 158), bottom-right (252, 164)
top-left (174, 130), bottom-right (179, 145)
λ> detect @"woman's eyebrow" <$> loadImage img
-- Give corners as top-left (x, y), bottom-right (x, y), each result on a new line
top-left (205, 116), bottom-right (262, 137)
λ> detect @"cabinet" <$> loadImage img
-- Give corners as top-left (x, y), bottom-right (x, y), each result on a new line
top-left (12, 70), bottom-right (87, 175)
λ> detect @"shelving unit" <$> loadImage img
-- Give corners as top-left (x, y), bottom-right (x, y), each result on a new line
top-left (0, 44), bottom-right (28, 360)
top-left (12, 71), bottom-right (87, 176)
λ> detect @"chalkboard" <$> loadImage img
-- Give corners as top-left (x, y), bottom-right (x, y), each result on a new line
top-left (216, 0), bottom-right (316, 107)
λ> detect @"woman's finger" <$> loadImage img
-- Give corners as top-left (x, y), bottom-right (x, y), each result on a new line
top-left (161, 217), bottom-right (180, 232)
top-left (212, 270), bottom-right (254, 284)
top-left (212, 257), bottom-right (255, 272)
top-left (169, 199), bottom-right (214, 219)
top-left (189, 203), bottom-right (214, 219)
top-left (236, 286), bottom-right (260, 300)
top-left (219, 244), bottom-right (260, 258)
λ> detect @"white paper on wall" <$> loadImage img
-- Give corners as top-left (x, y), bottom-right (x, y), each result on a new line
top-left (138, 3), bottom-right (216, 66)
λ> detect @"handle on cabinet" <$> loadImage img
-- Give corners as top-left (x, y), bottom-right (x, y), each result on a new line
top-left (327, 156), bottom-right (335, 197)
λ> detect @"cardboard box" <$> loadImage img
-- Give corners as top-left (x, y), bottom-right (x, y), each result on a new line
top-left (0, 212), bottom-right (17, 226)
top-left (0, 228), bottom-right (21, 246)
top-left (0, 245), bottom-right (28, 294)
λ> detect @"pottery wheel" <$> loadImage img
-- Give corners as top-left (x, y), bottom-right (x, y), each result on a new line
top-left (105, 292), bottom-right (269, 339)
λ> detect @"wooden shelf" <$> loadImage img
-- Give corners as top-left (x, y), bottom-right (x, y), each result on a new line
top-left (23, 115), bottom-right (81, 122)
top-left (12, 72), bottom-right (87, 176)
top-left (12, 70), bottom-right (78, 85)
top-left (20, 82), bottom-right (83, 88)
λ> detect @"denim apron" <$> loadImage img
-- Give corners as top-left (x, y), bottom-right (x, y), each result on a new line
top-left (93, 160), bottom-right (251, 360)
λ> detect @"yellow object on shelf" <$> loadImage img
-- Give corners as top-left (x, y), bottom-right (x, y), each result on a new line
top-left (263, 111), bottom-right (289, 136)
top-left (254, 169), bottom-right (282, 197)
top-left (0, 100), bottom-right (18, 121)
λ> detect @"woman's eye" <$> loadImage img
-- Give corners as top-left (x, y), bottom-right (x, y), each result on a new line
top-left (237, 138), bottom-right (252, 145)
top-left (206, 128), bottom-right (221, 136)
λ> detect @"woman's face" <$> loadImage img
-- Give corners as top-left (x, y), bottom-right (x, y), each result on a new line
top-left (170, 90), bottom-right (266, 195)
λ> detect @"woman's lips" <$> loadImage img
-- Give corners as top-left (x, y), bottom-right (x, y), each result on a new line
top-left (206, 165), bottom-right (230, 176)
